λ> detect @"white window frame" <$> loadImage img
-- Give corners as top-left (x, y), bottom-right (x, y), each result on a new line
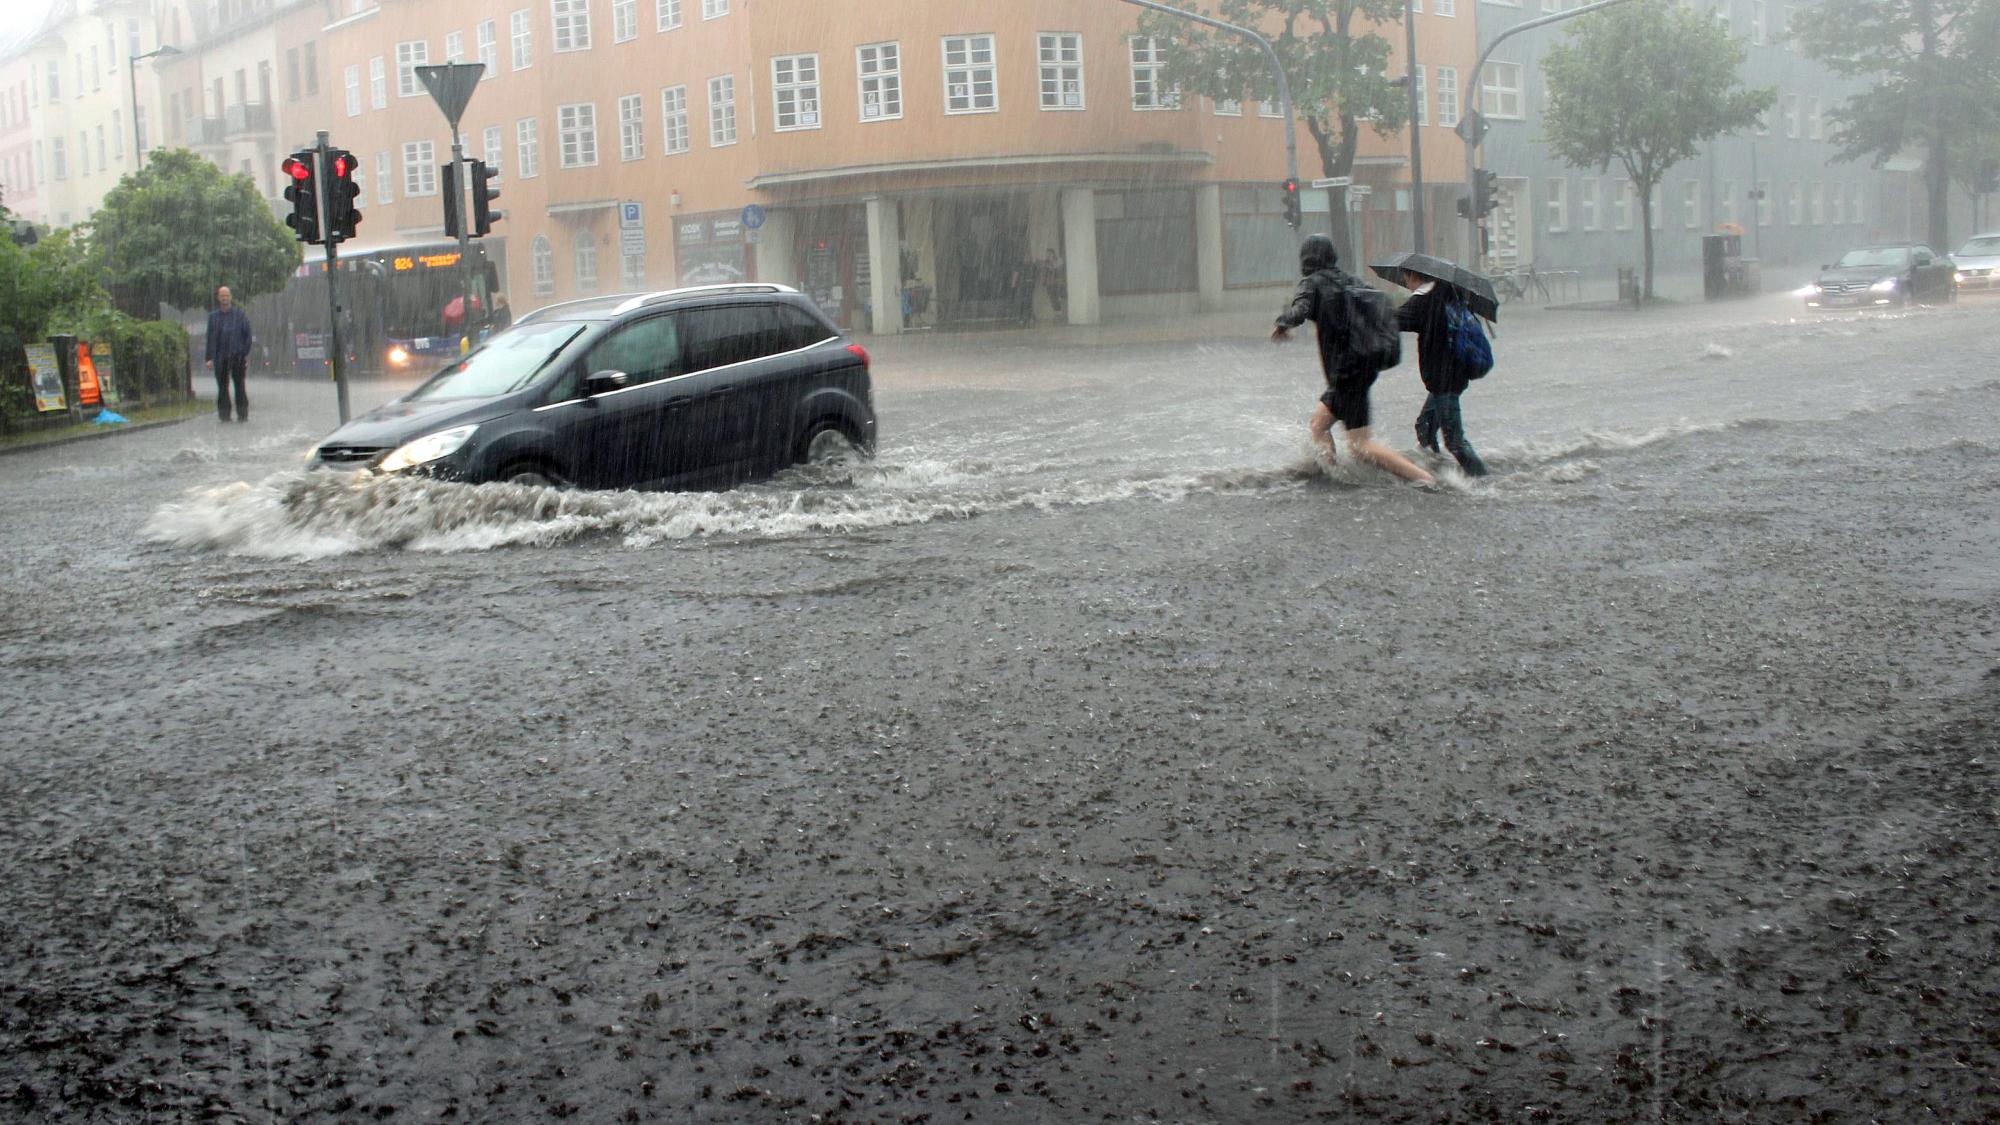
top-left (374, 151), bottom-right (392, 202)
top-left (574, 232), bottom-right (599, 294)
top-left (511, 9), bottom-right (534, 70)
top-left (1751, 0), bottom-right (1766, 44)
top-left (1129, 36), bottom-right (1177, 110)
top-left (1436, 66), bottom-right (1459, 128)
top-left (558, 102), bottom-right (598, 167)
top-left (532, 235), bottom-right (555, 295)
top-left (444, 30), bottom-right (464, 64)
top-left (618, 92), bottom-right (644, 159)
top-left (1547, 177), bottom-right (1568, 232)
top-left (1615, 180), bottom-right (1634, 230)
top-left (1258, 99), bottom-right (1282, 117)
top-left (1786, 180), bottom-right (1801, 224)
top-left (1413, 64), bottom-right (1427, 126)
top-left (478, 20), bottom-right (498, 76)
top-left (1581, 176), bottom-right (1600, 230)
top-left (707, 74), bottom-right (737, 145)
top-left (613, 0), bottom-right (637, 42)
top-left (1784, 93), bottom-right (1798, 137)
top-left (344, 64), bottom-right (360, 116)
top-left (1849, 182), bottom-right (1863, 224)
top-left (395, 40), bottom-right (428, 98)
top-left (516, 116), bottom-right (541, 177)
top-left (1683, 180), bottom-right (1700, 229)
top-left (482, 124), bottom-right (504, 175)
top-left (661, 85), bottom-right (689, 153)
top-left (1214, 96), bottom-right (1242, 116)
top-left (771, 53), bottom-right (821, 131)
top-left (553, 0), bottom-right (592, 52)
top-left (1810, 180), bottom-right (1824, 224)
top-left (1038, 32), bottom-right (1084, 111)
top-left (857, 42), bottom-right (902, 122)
top-left (1807, 96), bottom-right (1821, 140)
top-left (1435, 0), bottom-right (1455, 14)
top-left (369, 55), bottom-right (387, 109)
top-left (658, 0), bottom-right (682, 30)
top-left (1720, 180), bottom-right (1737, 227)
top-left (1483, 61), bottom-right (1523, 120)
top-left (402, 139), bottom-right (437, 196)
top-left (941, 34), bottom-right (998, 115)
top-left (701, 0), bottom-right (728, 18)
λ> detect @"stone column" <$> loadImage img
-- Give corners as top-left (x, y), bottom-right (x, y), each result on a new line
top-left (1060, 187), bottom-right (1100, 326)
top-left (865, 195), bottom-right (903, 335)
top-left (755, 209), bottom-right (799, 288)
top-left (1195, 184), bottom-right (1224, 312)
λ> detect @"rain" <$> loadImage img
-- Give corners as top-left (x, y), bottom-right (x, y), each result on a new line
top-left (2, 0), bottom-right (1998, 1120)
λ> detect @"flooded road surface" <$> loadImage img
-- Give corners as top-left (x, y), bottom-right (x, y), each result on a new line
top-left (3, 297), bottom-right (1998, 1121)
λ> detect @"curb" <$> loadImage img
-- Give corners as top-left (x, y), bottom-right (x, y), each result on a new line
top-left (0, 412), bottom-right (204, 457)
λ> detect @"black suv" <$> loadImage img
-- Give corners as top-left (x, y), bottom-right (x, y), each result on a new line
top-left (312, 284), bottom-right (875, 490)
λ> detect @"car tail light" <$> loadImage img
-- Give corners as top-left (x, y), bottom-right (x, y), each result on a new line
top-left (846, 342), bottom-right (870, 368)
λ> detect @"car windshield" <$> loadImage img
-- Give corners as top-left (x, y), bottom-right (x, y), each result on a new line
top-left (404, 322), bottom-right (589, 401)
top-left (1955, 236), bottom-right (2000, 257)
top-left (1834, 248), bottom-right (1910, 269)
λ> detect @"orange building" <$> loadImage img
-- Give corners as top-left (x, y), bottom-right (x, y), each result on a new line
top-left (269, 0), bottom-right (1474, 334)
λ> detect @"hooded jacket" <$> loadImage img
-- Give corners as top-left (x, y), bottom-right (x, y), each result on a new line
top-left (1275, 235), bottom-right (1370, 382)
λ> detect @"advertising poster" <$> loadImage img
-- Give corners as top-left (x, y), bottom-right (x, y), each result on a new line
top-left (90, 342), bottom-right (118, 404)
top-left (26, 343), bottom-right (65, 413)
top-left (77, 344), bottom-right (103, 407)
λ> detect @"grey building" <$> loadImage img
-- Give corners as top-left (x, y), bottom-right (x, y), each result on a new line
top-left (1470, 0), bottom-right (1925, 297)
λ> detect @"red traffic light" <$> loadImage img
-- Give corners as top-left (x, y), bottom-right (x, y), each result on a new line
top-left (332, 154), bottom-right (350, 177)
top-left (283, 157), bottom-right (311, 181)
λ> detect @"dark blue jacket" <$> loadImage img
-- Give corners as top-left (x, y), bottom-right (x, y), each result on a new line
top-left (206, 306), bottom-right (252, 362)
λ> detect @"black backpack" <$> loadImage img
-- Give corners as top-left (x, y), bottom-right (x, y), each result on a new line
top-left (1336, 280), bottom-right (1402, 373)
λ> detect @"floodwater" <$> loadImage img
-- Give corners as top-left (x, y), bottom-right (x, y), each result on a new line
top-left (3, 295), bottom-right (1998, 1121)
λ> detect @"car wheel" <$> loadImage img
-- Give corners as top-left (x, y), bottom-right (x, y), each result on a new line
top-left (500, 461), bottom-right (563, 487)
top-left (796, 420), bottom-right (865, 466)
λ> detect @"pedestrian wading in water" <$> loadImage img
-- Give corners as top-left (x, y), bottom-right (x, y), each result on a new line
top-left (1393, 271), bottom-right (1492, 477)
top-left (1271, 235), bottom-right (1435, 487)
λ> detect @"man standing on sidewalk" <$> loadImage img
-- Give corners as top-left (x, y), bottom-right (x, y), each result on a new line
top-left (205, 285), bottom-right (252, 423)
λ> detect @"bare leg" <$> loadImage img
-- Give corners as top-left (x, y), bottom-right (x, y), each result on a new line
top-left (1344, 425), bottom-right (1436, 486)
top-left (1308, 402), bottom-right (1338, 463)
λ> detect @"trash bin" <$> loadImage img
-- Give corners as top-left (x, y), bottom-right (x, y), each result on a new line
top-left (1702, 233), bottom-right (1742, 300)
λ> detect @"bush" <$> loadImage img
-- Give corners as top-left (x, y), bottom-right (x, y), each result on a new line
top-left (50, 306), bottom-right (191, 407)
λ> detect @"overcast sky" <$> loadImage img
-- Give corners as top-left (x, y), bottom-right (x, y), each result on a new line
top-left (1, 0), bottom-right (57, 54)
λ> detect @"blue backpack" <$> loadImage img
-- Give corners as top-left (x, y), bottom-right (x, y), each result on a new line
top-left (1444, 298), bottom-right (1494, 379)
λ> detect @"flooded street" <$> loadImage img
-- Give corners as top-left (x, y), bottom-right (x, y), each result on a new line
top-left (4, 298), bottom-right (1999, 1121)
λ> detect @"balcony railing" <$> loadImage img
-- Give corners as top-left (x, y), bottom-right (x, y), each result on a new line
top-left (224, 102), bottom-right (273, 136)
top-left (184, 117), bottom-right (227, 146)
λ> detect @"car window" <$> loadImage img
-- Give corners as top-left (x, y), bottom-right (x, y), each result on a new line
top-left (583, 314), bottom-right (683, 386)
top-left (1835, 248), bottom-right (1909, 269)
top-left (680, 305), bottom-right (783, 371)
top-left (1959, 236), bottom-right (2000, 256)
top-left (404, 321), bottom-right (586, 401)
top-left (771, 304), bottom-right (837, 353)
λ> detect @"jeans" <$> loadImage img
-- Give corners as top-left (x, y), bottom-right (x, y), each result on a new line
top-left (213, 355), bottom-right (248, 421)
top-left (1414, 391), bottom-right (1487, 476)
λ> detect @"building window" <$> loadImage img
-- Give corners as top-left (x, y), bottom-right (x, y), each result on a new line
top-left (942, 34), bottom-right (997, 114)
top-left (46, 61), bottom-right (60, 102)
top-left (1214, 95), bottom-right (1242, 115)
top-left (51, 137), bottom-right (66, 179)
top-left (1849, 183), bottom-right (1863, 224)
top-left (1484, 61), bottom-right (1523, 119)
top-left (1784, 93), bottom-right (1799, 137)
top-left (306, 43), bottom-right (320, 93)
top-left (661, 85), bottom-right (689, 152)
top-left (857, 42), bottom-right (901, 121)
top-left (369, 56), bottom-right (386, 108)
top-left (532, 235), bottom-right (555, 295)
top-left (396, 41), bottom-right (428, 98)
top-left (1130, 36), bottom-right (1176, 109)
top-left (1751, 0), bottom-right (1766, 44)
top-left (772, 54), bottom-right (820, 130)
top-left (478, 20), bottom-right (498, 75)
top-left (483, 124), bottom-right (504, 174)
top-left (402, 140), bottom-right (436, 196)
top-left (613, 0), bottom-right (637, 41)
top-left (1755, 179), bottom-right (1772, 225)
top-left (618, 93), bottom-right (644, 159)
top-left (707, 74), bottom-right (736, 145)
top-left (702, 0), bottom-right (728, 17)
top-left (1547, 177), bottom-right (1568, 232)
top-left (1436, 0), bottom-right (1455, 13)
top-left (1258, 98), bottom-right (1282, 117)
top-left (1615, 180), bottom-right (1634, 229)
top-left (516, 116), bottom-right (541, 177)
top-left (558, 102), bottom-right (598, 166)
top-left (511, 9), bottom-right (534, 70)
top-left (1038, 32), bottom-right (1084, 110)
top-left (553, 0), bottom-right (592, 51)
top-left (375, 151), bottom-right (392, 202)
top-left (574, 232), bottom-right (599, 293)
top-left (1435, 66), bottom-right (1459, 127)
top-left (287, 48), bottom-right (301, 101)
top-left (658, 0), bottom-right (681, 30)
top-left (344, 64), bottom-right (360, 116)
top-left (1683, 180), bottom-right (1700, 228)
top-left (1807, 96), bottom-right (1821, 140)
top-left (1786, 180), bottom-right (1801, 224)
top-left (1810, 180), bottom-right (1825, 224)
top-left (445, 30), bottom-right (464, 64)
top-left (1413, 64), bottom-right (1427, 126)
top-left (1719, 180), bottom-right (1736, 226)
top-left (1580, 177), bottom-right (1600, 230)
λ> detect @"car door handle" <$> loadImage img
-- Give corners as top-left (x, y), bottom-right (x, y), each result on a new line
top-left (704, 385), bottom-right (735, 400)
top-left (665, 394), bottom-right (693, 409)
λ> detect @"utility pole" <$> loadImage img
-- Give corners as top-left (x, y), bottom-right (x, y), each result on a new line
top-left (416, 63), bottom-right (486, 348)
top-left (1404, 0), bottom-right (1427, 251)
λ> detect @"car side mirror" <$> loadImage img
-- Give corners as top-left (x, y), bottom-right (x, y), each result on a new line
top-left (1914, 254), bottom-right (1933, 266)
top-left (584, 369), bottom-right (630, 396)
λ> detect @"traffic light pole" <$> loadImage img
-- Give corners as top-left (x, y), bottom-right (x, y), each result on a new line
top-left (451, 138), bottom-right (472, 348)
top-left (316, 130), bottom-right (352, 424)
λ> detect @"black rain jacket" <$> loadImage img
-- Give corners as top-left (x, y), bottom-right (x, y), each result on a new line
top-left (1395, 286), bottom-right (1473, 396)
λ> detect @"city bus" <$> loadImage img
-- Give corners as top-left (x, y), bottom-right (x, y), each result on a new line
top-left (249, 238), bottom-right (507, 380)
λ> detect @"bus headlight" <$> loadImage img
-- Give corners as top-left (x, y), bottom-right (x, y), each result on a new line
top-left (379, 424), bottom-right (478, 473)
top-left (388, 345), bottom-right (412, 367)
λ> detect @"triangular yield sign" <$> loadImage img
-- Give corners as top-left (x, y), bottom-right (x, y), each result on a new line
top-left (416, 63), bottom-right (485, 131)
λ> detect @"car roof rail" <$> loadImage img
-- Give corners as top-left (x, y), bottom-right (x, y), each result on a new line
top-left (512, 293), bottom-right (647, 325)
top-left (611, 282), bottom-right (800, 315)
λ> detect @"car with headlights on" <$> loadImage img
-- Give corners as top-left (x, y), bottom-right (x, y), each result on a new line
top-left (310, 283), bottom-right (875, 490)
top-left (1803, 244), bottom-right (1957, 309)
top-left (1949, 232), bottom-right (2000, 295)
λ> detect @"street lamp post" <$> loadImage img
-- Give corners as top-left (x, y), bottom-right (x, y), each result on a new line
top-left (1405, 0), bottom-right (1428, 252)
top-left (129, 44), bottom-right (181, 168)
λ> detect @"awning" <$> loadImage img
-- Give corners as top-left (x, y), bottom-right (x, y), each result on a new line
top-left (746, 149), bottom-right (1214, 192)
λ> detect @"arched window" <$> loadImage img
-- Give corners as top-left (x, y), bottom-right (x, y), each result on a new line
top-left (574, 231), bottom-right (599, 294)
top-left (531, 235), bottom-right (555, 296)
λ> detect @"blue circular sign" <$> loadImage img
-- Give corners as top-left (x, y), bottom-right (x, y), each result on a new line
top-left (741, 204), bottom-right (767, 230)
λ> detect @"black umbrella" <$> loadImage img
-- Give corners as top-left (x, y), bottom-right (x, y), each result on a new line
top-left (1368, 251), bottom-right (1500, 322)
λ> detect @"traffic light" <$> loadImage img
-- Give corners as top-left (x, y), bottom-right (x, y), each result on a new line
top-left (1281, 177), bottom-right (1301, 229)
top-left (441, 159), bottom-right (462, 239)
top-left (325, 148), bottom-right (361, 243)
top-left (1476, 168), bottom-right (1501, 217)
top-left (1456, 195), bottom-right (1471, 219)
top-left (282, 151), bottom-right (321, 244)
top-left (470, 158), bottom-right (502, 237)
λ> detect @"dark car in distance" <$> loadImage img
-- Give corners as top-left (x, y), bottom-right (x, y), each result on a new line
top-left (311, 284), bottom-right (875, 490)
top-left (1803, 243), bottom-right (1958, 309)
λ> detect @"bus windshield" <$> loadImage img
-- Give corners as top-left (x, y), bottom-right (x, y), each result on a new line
top-left (404, 322), bottom-right (587, 400)
top-left (383, 266), bottom-right (476, 339)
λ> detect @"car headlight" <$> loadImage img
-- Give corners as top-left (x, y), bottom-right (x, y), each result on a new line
top-left (1955, 271), bottom-right (1967, 283)
top-left (388, 345), bottom-right (412, 366)
top-left (1870, 277), bottom-right (1899, 291)
top-left (378, 424), bottom-right (478, 472)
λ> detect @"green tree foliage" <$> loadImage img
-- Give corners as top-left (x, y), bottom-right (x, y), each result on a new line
top-left (86, 148), bottom-right (300, 316)
top-left (1137, 0), bottom-right (1411, 260)
top-left (1541, 0), bottom-right (1772, 299)
top-left (1791, 0), bottom-right (1999, 251)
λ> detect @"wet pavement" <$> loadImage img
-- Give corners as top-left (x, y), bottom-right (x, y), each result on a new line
top-left (2, 295), bottom-right (1998, 1121)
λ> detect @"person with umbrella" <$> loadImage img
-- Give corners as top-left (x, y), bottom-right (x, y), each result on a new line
top-left (1371, 252), bottom-right (1496, 478)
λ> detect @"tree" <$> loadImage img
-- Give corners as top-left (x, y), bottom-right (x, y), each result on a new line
top-left (1137, 0), bottom-right (1411, 262)
top-left (86, 148), bottom-right (300, 316)
top-left (1541, 0), bottom-right (1772, 299)
top-left (1792, 0), bottom-right (2000, 253)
